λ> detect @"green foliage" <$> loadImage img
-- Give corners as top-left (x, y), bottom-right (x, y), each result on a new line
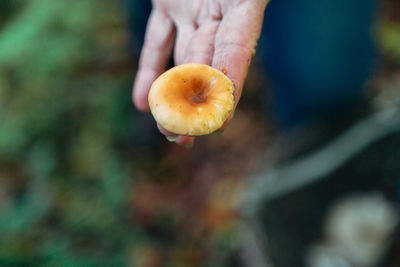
top-left (0, 0), bottom-right (142, 265)
top-left (379, 21), bottom-right (400, 63)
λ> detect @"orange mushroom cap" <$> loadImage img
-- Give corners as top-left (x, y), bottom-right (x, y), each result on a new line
top-left (148, 63), bottom-right (235, 136)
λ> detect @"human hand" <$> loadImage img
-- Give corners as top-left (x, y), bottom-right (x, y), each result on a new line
top-left (133, 0), bottom-right (268, 147)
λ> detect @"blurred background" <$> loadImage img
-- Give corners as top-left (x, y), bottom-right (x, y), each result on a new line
top-left (0, 0), bottom-right (399, 266)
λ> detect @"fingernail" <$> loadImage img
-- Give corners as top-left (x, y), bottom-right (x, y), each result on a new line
top-left (184, 142), bottom-right (194, 149)
top-left (211, 130), bottom-right (224, 136)
top-left (166, 136), bottom-right (178, 142)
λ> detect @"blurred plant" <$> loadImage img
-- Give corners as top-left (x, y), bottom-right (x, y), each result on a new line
top-left (307, 193), bottom-right (399, 267)
top-left (0, 0), bottom-right (146, 265)
top-left (380, 22), bottom-right (400, 63)
top-left (378, 0), bottom-right (400, 64)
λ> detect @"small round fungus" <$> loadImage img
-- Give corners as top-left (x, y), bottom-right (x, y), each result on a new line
top-left (148, 63), bottom-right (235, 136)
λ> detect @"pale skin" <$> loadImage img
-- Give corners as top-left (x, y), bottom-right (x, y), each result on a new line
top-left (133, 0), bottom-right (268, 146)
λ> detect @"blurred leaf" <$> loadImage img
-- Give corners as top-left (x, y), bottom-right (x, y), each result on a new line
top-left (379, 21), bottom-right (400, 63)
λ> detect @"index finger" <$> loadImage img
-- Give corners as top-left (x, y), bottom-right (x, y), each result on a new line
top-left (212, 1), bottom-right (267, 106)
top-left (133, 10), bottom-right (176, 112)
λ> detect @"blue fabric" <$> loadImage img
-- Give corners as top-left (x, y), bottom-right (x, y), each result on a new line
top-left (260, 0), bottom-right (377, 125)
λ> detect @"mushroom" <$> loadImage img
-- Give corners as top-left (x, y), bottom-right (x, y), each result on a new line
top-left (148, 63), bottom-right (235, 136)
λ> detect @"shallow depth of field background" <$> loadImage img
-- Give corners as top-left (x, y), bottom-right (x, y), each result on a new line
top-left (0, 0), bottom-right (399, 266)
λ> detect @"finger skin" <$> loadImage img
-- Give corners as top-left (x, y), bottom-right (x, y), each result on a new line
top-left (183, 19), bottom-right (220, 65)
top-left (174, 24), bottom-right (195, 65)
top-left (213, 0), bottom-right (267, 111)
top-left (158, 124), bottom-right (194, 146)
top-left (133, 10), bottom-right (176, 112)
top-left (157, 124), bottom-right (177, 137)
top-left (175, 136), bottom-right (195, 146)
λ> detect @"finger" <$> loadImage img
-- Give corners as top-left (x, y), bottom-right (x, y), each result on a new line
top-left (158, 124), bottom-right (194, 146)
top-left (175, 136), bottom-right (195, 147)
top-left (212, 1), bottom-right (267, 107)
top-left (158, 124), bottom-right (181, 143)
top-left (183, 19), bottom-right (220, 64)
top-left (157, 124), bottom-right (177, 137)
top-left (174, 24), bottom-right (195, 65)
top-left (133, 10), bottom-right (176, 112)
